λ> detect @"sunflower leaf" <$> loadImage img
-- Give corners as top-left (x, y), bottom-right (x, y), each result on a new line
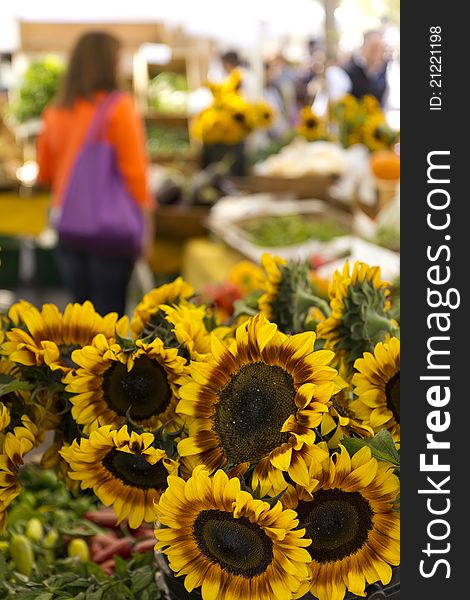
top-left (342, 430), bottom-right (400, 466)
top-left (115, 333), bottom-right (137, 353)
top-left (0, 378), bottom-right (32, 397)
top-left (262, 487), bottom-right (288, 508)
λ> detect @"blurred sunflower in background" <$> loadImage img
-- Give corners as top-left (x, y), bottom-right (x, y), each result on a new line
top-left (297, 106), bottom-right (329, 142)
top-left (192, 69), bottom-right (274, 146)
top-left (254, 99), bottom-right (275, 129)
top-left (362, 113), bottom-right (399, 152)
top-left (229, 260), bottom-right (265, 296)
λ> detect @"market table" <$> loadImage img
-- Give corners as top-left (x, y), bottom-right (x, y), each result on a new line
top-left (0, 192), bottom-right (50, 236)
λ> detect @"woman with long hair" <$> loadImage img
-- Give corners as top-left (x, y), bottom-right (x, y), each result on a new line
top-left (37, 31), bottom-right (155, 316)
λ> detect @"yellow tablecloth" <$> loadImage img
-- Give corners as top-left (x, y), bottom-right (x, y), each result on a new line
top-left (0, 193), bottom-right (50, 237)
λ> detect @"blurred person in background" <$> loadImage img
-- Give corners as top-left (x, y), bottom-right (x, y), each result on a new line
top-left (267, 53), bottom-right (298, 125)
top-left (295, 38), bottom-right (326, 107)
top-left (37, 31), bottom-right (155, 316)
top-left (326, 30), bottom-right (389, 105)
top-left (261, 59), bottom-right (290, 139)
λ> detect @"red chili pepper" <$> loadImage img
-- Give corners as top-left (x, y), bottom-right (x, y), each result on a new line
top-left (84, 509), bottom-right (118, 528)
top-left (99, 558), bottom-right (116, 575)
top-left (92, 537), bottom-right (133, 563)
top-left (90, 532), bottom-right (119, 561)
top-left (130, 525), bottom-right (155, 539)
top-left (133, 538), bottom-right (156, 554)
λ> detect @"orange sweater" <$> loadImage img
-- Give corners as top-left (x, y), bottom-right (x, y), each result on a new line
top-left (37, 92), bottom-right (154, 209)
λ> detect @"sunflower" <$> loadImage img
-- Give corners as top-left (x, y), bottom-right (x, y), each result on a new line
top-left (362, 113), bottom-right (396, 152)
top-left (3, 299), bottom-right (35, 328)
top-left (229, 260), bottom-right (265, 296)
top-left (224, 93), bottom-right (257, 134)
top-left (177, 314), bottom-right (338, 496)
top-left (154, 467), bottom-right (312, 600)
top-left (361, 94), bottom-right (381, 114)
top-left (160, 302), bottom-right (226, 362)
top-left (258, 253), bottom-right (286, 318)
top-left (60, 425), bottom-right (178, 528)
top-left (0, 416), bottom-right (37, 531)
top-left (352, 337), bottom-right (400, 442)
top-left (258, 254), bottom-right (331, 334)
top-left (297, 106), bottom-right (328, 142)
top-left (317, 261), bottom-right (397, 374)
top-left (221, 68), bottom-right (243, 95)
top-left (2, 301), bottom-right (128, 373)
top-left (320, 386), bottom-right (374, 449)
top-left (130, 277), bottom-right (194, 338)
top-left (0, 403), bottom-right (10, 434)
top-left (64, 334), bottom-right (187, 432)
top-left (254, 100), bottom-right (275, 129)
top-left (192, 107), bottom-right (240, 145)
top-left (285, 445), bottom-right (400, 600)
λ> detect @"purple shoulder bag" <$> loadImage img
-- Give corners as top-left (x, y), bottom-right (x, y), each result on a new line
top-left (58, 92), bottom-right (144, 258)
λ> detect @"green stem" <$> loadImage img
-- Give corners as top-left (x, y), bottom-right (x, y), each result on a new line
top-left (365, 311), bottom-right (398, 341)
top-left (296, 287), bottom-right (332, 318)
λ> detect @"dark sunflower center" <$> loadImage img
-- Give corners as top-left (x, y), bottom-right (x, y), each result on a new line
top-left (297, 488), bottom-right (373, 563)
top-left (103, 356), bottom-right (171, 422)
top-left (193, 509), bottom-right (273, 577)
top-left (102, 448), bottom-right (168, 490)
top-left (332, 394), bottom-right (353, 419)
top-left (306, 118), bottom-right (317, 128)
top-left (233, 112), bottom-right (246, 124)
top-left (214, 362), bottom-right (296, 464)
top-left (385, 372), bottom-right (400, 423)
top-left (373, 127), bottom-right (384, 140)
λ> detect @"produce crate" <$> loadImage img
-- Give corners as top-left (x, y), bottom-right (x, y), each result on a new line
top-left (155, 205), bottom-right (210, 240)
top-left (244, 173), bottom-right (340, 201)
top-left (207, 196), bottom-right (353, 264)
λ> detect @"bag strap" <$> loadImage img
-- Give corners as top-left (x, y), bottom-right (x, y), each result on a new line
top-left (84, 91), bottom-right (123, 144)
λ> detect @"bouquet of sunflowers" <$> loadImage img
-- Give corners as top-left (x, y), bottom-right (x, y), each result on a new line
top-left (0, 254), bottom-right (400, 600)
top-left (296, 106), bottom-right (331, 142)
top-left (330, 94), bottom-right (400, 152)
top-left (191, 69), bottom-right (275, 146)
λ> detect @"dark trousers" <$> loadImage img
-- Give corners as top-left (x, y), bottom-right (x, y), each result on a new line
top-left (57, 244), bottom-right (135, 316)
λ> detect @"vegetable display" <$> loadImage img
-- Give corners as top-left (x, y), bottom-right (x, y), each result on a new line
top-left (148, 72), bottom-right (189, 114)
top-left (239, 214), bottom-right (349, 247)
top-left (0, 465), bottom-right (159, 599)
top-left (146, 124), bottom-right (191, 156)
top-left (10, 57), bottom-right (64, 123)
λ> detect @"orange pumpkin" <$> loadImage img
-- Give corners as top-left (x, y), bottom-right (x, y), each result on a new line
top-left (370, 150), bottom-right (400, 180)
